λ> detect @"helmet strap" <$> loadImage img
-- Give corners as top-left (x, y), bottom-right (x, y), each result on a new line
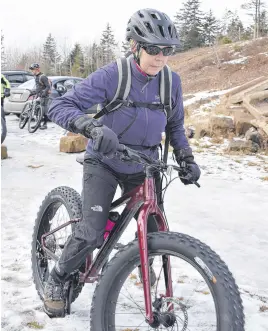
top-left (134, 43), bottom-right (142, 65)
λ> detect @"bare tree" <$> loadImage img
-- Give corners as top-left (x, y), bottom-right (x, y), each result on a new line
top-left (241, 0), bottom-right (266, 38)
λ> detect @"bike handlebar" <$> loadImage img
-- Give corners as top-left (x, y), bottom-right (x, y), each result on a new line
top-left (117, 144), bottom-right (200, 188)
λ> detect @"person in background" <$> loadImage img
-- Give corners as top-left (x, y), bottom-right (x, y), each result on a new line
top-left (29, 63), bottom-right (51, 130)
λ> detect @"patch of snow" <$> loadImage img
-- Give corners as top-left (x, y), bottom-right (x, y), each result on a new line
top-left (184, 89), bottom-right (231, 107)
top-left (224, 56), bottom-right (248, 65)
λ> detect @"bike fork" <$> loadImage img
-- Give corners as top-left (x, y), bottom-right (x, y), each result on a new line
top-left (138, 208), bottom-right (174, 325)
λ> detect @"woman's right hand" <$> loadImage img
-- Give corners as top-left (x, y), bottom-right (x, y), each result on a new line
top-left (90, 126), bottom-right (119, 158)
top-left (69, 115), bottom-right (119, 158)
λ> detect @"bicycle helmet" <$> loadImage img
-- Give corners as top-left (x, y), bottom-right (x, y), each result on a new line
top-left (29, 63), bottom-right (40, 70)
top-left (64, 79), bottom-right (75, 91)
top-left (126, 8), bottom-right (180, 46)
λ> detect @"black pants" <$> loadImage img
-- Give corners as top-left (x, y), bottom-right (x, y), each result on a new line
top-left (56, 157), bottom-right (161, 275)
top-left (40, 97), bottom-right (50, 125)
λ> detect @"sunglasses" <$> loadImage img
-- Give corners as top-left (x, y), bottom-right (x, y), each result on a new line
top-left (141, 44), bottom-right (174, 56)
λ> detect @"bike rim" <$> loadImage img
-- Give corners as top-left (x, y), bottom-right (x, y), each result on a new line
top-left (34, 201), bottom-right (73, 293)
top-left (28, 105), bottom-right (43, 132)
top-left (106, 251), bottom-right (219, 330)
top-left (19, 107), bottom-right (30, 128)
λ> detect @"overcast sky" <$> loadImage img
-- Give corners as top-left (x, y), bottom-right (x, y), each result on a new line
top-left (2, 0), bottom-right (254, 52)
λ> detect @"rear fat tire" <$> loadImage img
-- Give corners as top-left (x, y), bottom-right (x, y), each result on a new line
top-left (31, 186), bottom-right (84, 303)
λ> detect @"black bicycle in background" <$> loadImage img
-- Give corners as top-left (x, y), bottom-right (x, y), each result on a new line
top-left (19, 94), bottom-right (47, 133)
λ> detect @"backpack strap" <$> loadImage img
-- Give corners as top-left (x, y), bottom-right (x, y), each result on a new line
top-left (94, 56), bottom-right (132, 119)
top-left (160, 65), bottom-right (173, 163)
top-left (160, 65), bottom-right (172, 117)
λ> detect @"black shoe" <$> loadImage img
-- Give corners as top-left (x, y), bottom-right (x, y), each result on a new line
top-left (138, 264), bottom-right (157, 287)
top-left (40, 124), bottom-right (47, 130)
top-left (43, 274), bottom-right (65, 318)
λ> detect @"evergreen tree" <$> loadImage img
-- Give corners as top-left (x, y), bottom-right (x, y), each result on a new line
top-left (1, 32), bottom-right (7, 70)
top-left (68, 43), bottom-right (85, 77)
top-left (42, 33), bottom-right (60, 74)
top-left (201, 9), bottom-right (220, 45)
top-left (259, 10), bottom-right (268, 36)
top-left (174, 0), bottom-right (204, 50)
top-left (227, 14), bottom-right (244, 41)
top-left (121, 41), bottom-right (130, 56)
top-left (100, 23), bottom-right (117, 65)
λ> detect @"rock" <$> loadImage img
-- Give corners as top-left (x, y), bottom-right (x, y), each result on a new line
top-left (227, 139), bottom-right (259, 153)
top-left (193, 118), bottom-right (210, 138)
top-left (1, 145), bottom-right (8, 159)
top-left (185, 126), bottom-right (195, 138)
top-left (233, 110), bottom-right (255, 135)
top-left (66, 132), bottom-right (78, 137)
top-left (245, 127), bottom-right (263, 147)
top-left (60, 136), bottom-right (88, 153)
top-left (210, 115), bottom-right (235, 131)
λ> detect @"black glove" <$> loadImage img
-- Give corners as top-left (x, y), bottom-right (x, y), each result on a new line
top-left (174, 147), bottom-right (201, 185)
top-left (70, 115), bottom-right (119, 157)
top-left (4, 88), bottom-right (10, 97)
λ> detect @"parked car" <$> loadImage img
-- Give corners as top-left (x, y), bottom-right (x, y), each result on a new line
top-left (4, 76), bottom-right (97, 116)
top-left (2, 70), bottom-right (34, 88)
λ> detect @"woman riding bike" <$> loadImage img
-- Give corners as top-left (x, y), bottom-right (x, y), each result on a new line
top-left (45, 8), bottom-right (200, 318)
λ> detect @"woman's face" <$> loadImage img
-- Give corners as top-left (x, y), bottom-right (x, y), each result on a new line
top-left (139, 45), bottom-right (171, 76)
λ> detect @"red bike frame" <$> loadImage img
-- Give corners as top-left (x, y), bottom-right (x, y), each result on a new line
top-left (42, 167), bottom-right (174, 324)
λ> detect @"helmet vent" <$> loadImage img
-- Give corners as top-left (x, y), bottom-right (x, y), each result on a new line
top-left (144, 22), bottom-right (154, 34)
top-left (138, 11), bottom-right (144, 18)
top-left (150, 12), bottom-right (161, 20)
top-left (168, 25), bottom-right (173, 37)
top-left (158, 25), bottom-right (165, 37)
top-left (134, 26), bottom-right (144, 37)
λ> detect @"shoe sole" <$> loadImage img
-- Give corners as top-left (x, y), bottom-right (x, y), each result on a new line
top-left (43, 305), bottom-right (66, 318)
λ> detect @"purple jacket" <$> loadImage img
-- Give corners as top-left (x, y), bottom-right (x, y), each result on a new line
top-left (48, 58), bottom-right (189, 174)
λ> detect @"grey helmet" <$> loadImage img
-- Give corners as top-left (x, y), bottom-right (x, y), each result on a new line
top-left (29, 63), bottom-right (40, 70)
top-left (126, 8), bottom-right (180, 46)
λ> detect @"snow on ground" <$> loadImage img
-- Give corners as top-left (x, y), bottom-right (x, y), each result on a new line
top-left (183, 89), bottom-right (231, 107)
top-left (223, 57), bottom-right (249, 65)
top-left (1, 115), bottom-right (268, 331)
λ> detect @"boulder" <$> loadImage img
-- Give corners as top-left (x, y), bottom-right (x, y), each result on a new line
top-left (227, 139), bottom-right (259, 153)
top-left (245, 127), bottom-right (264, 148)
top-left (1, 145), bottom-right (8, 159)
top-left (210, 115), bottom-right (235, 137)
top-left (233, 110), bottom-right (255, 135)
top-left (60, 135), bottom-right (88, 153)
top-left (210, 115), bottom-right (234, 129)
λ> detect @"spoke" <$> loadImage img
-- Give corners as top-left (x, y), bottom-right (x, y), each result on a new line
top-left (120, 287), bottom-right (146, 318)
top-left (114, 301), bottom-right (145, 312)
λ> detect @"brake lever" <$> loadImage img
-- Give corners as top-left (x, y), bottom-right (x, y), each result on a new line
top-left (117, 147), bottom-right (143, 164)
top-left (176, 162), bottom-right (201, 188)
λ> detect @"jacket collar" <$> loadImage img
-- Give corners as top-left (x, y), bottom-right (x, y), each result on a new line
top-left (130, 57), bottom-right (158, 83)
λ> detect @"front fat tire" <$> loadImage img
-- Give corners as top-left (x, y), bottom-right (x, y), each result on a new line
top-left (90, 232), bottom-right (244, 331)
